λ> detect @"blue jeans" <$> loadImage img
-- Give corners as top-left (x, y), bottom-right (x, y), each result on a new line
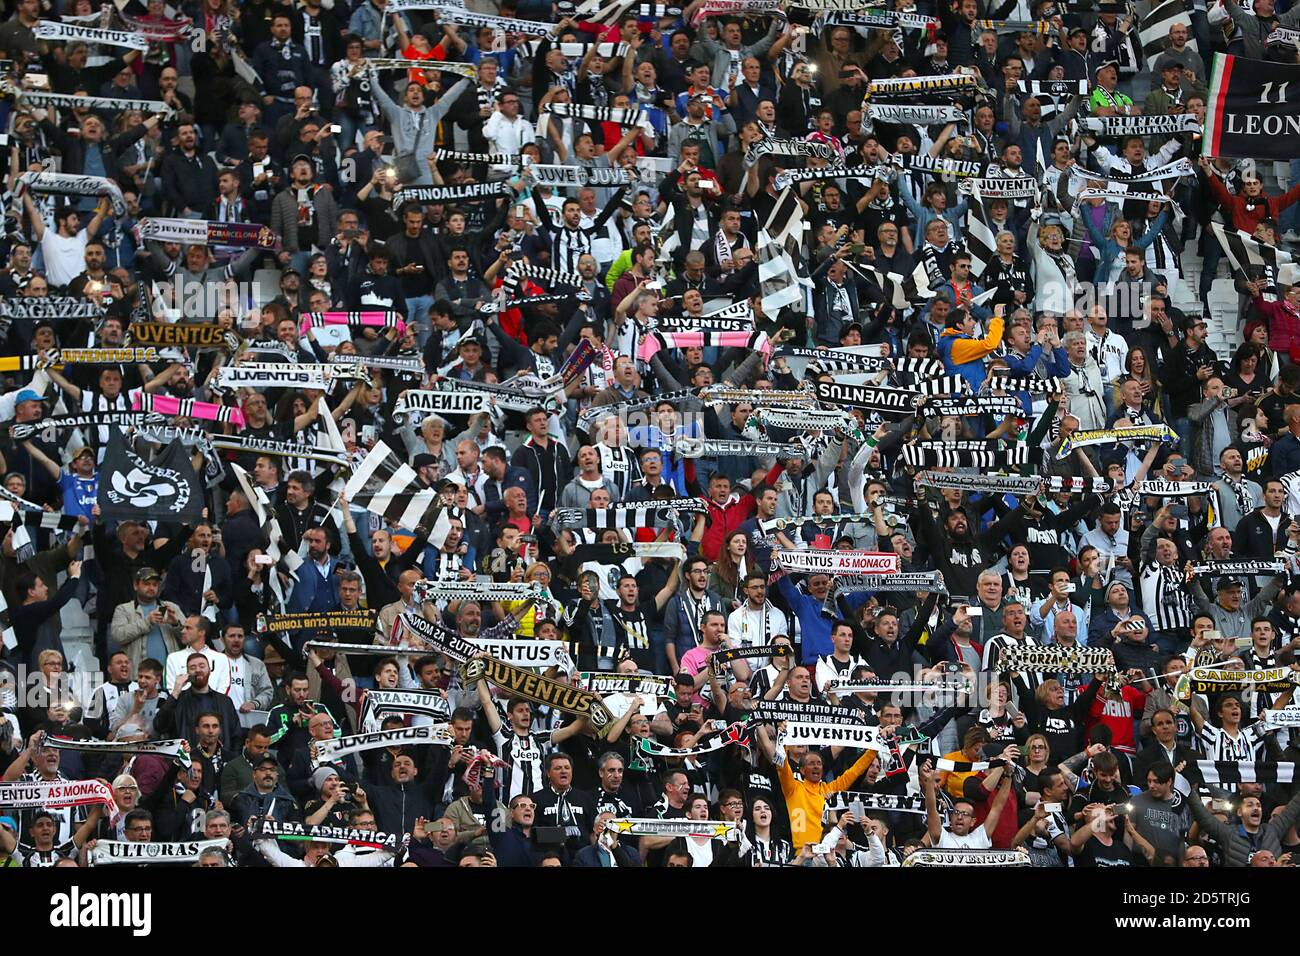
top-left (405, 295), bottom-right (435, 348)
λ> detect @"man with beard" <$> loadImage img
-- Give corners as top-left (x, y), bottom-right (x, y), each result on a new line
top-left (913, 504), bottom-right (1001, 600)
top-left (155, 653), bottom-right (243, 752)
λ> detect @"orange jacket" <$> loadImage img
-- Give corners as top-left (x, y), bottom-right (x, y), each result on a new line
top-left (776, 747), bottom-right (877, 849)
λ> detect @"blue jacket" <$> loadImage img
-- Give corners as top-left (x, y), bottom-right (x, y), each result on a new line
top-left (936, 315), bottom-right (1006, 392)
top-left (1267, 434), bottom-right (1300, 479)
top-left (288, 558), bottom-right (341, 614)
top-left (573, 842), bottom-right (642, 867)
top-left (775, 575), bottom-right (833, 663)
top-left (1084, 206), bottom-right (1169, 285)
top-left (483, 466), bottom-right (538, 519)
top-left (483, 777), bottom-right (548, 867)
top-left (1004, 343), bottom-right (1069, 413)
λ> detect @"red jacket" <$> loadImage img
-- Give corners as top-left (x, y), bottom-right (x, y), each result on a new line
top-left (1206, 174), bottom-right (1300, 236)
top-left (1254, 294), bottom-right (1300, 357)
top-left (699, 463), bottom-right (784, 561)
top-left (1086, 685), bottom-right (1147, 755)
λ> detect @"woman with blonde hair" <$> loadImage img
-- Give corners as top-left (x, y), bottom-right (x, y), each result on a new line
top-left (494, 561), bottom-right (564, 638)
top-left (1021, 677), bottom-right (1098, 763)
top-left (1028, 217), bottom-right (1080, 314)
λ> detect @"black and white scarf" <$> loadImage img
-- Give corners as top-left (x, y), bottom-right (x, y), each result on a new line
top-left (393, 182), bottom-right (513, 204)
top-left (867, 103), bottom-right (966, 124)
top-left (34, 20), bottom-right (149, 49)
top-left (903, 848), bottom-right (1030, 866)
top-left (15, 171), bottom-right (127, 217)
top-left (902, 441), bottom-right (1032, 469)
top-left (542, 102), bottom-right (647, 128)
top-left (89, 839), bottom-right (228, 866)
top-left (958, 177), bottom-right (1041, 199)
top-left (551, 500), bottom-right (706, 530)
top-left (13, 89), bottom-right (174, 121)
top-left (1188, 560), bottom-right (1287, 577)
top-left (744, 138), bottom-right (841, 167)
top-left (998, 645), bottom-right (1116, 673)
top-left (436, 149), bottom-right (523, 166)
top-left (312, 724), bottom-right (453, 766)
top-left (1080, 114), bottom-right (1200, 137)
top-left (892, 153), bottom-right (988, 179)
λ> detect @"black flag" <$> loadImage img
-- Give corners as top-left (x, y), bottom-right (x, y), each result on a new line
top-left (1204, 53), bottom-right (1300, 160)
top-left (98, 431), bottom-right (205, 524)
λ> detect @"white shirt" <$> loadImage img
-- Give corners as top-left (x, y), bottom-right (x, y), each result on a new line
top-left (164, 645), bottom-right (233, 697)
top-left (40, 228), bottom-right (90, 288)
top-left (937, 825), bottom-right (993, 849)
top-left (727, 603), bottom-right (787, 669)
top-left (483, 111), bottom-right (536, 175)
top-left (226, 655), bottom-right (247, 710)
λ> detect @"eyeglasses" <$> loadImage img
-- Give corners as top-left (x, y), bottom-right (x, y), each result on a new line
top-left (950, 810), bottom-right (974, 818)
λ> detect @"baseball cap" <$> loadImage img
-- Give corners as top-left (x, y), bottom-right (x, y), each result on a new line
top-left (290, 153), bottom-right (314, 168)
top-left (1095, 60), bottom-right (1119, 74)
top-left (1160, 60), bottom-right (1183, 71)
top-left (1216, 576), bottom-right (1244, 591)
top-left (254, 755), bottom-right (280, 769)
top-left (14, 388), bottom-right (45, 405)
top-left (0, 816), bottom-right (16, 832)
top-left (135, 567), bottom-right (162, 582)
top-left (413, 453), bottom-right (437, 470)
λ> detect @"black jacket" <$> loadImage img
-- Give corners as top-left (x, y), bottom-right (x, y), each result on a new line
top-left (368, 778), bottom-right (441, 837)
top-left (160, 149), bottom-right (220, 216)
top-left (1236, 508), bottom-right (1290, 560)
top-left (231, 783), bottom-right (301, 826)
top-left (155, 688), bottom-right (243, 752)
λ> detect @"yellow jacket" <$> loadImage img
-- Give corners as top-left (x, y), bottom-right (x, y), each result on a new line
top-left (776, 748), bottom-right (877, 849)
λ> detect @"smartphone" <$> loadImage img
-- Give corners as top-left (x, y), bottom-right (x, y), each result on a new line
top-left (1062, 582), bottom-right (1076, 593)
top-left (966, 605), bottom-right (982, 617)
top-left (850, 798), bottom-right (865, 820)
top-left (1204, 630), bottom-right (1223, 643)
top-left (1234, 636), bottom-right (1253, 647)
top-left (1125, 619), bottom-right (1145, 631)
top-left (848, 243), bottom-right (866, 254)
top-left (1043, 802), bottom-right (1062, 813)
top-left (838, 69), bottom-right (855, 79)
top-left (361, 425), bottom-right (377, 445)
top-left (329, 124), bottom-right (342, 134)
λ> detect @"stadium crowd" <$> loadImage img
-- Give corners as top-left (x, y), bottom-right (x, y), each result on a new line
top-left (1, 0), bottom-right (1300, 870)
